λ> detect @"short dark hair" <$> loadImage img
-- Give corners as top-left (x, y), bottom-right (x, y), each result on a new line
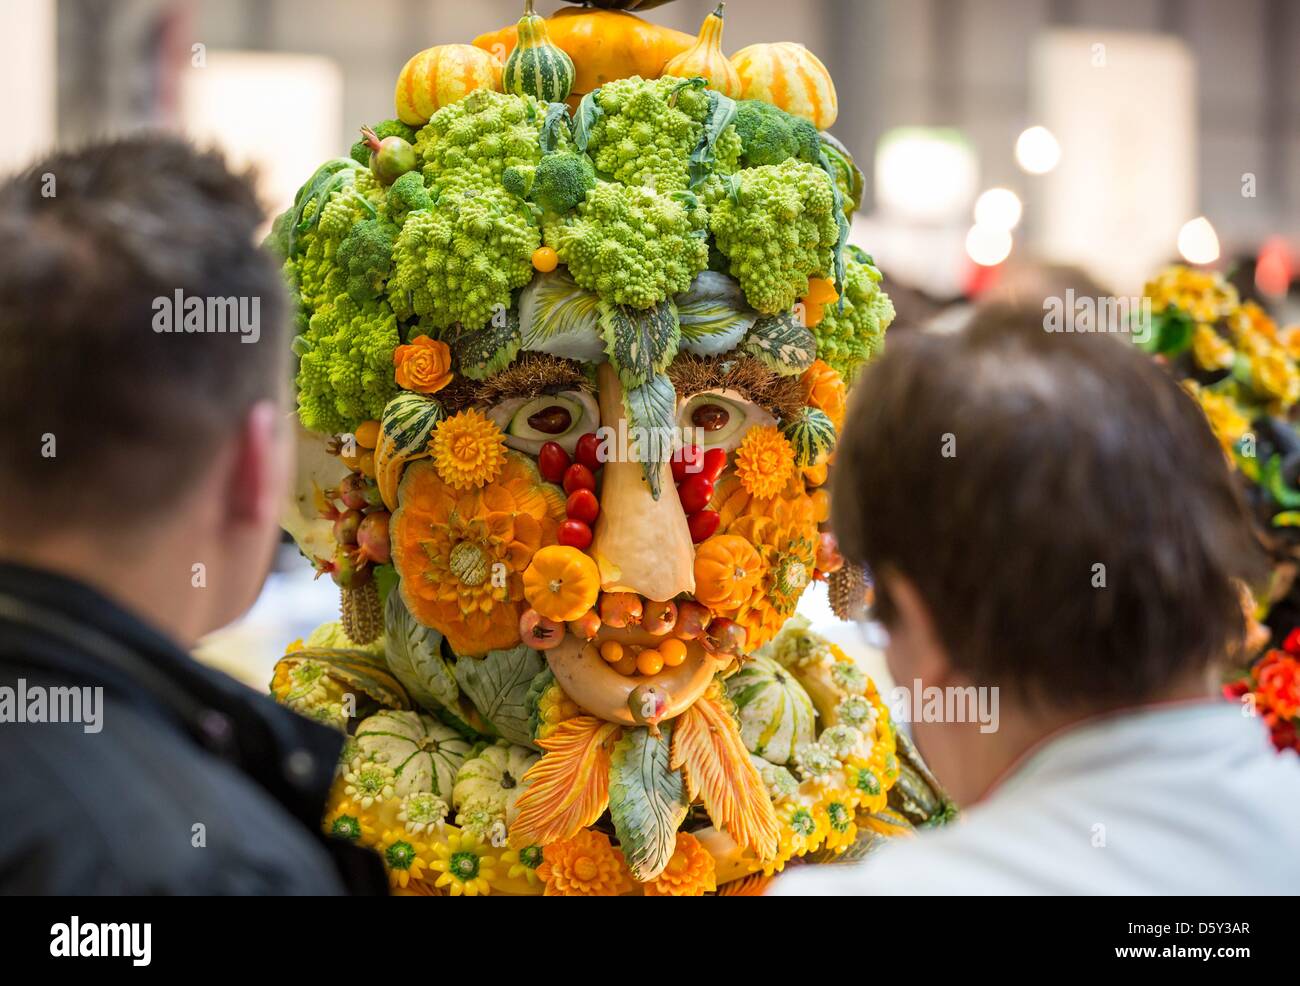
top-left (832, 303), bottom-right (1266, 707)
top-left (0, 134), bottom-right (287, 535)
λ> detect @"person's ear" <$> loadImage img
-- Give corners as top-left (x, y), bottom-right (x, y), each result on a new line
top-left (881, 573), bottom-right (955, 687)
top-left (224, 399), bottom-right (287, 529)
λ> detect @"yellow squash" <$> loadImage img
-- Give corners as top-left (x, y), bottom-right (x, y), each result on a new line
top-left (662, 3), bottom-right (741, 98)
top-left (731, 41), bottom-right (838, 128)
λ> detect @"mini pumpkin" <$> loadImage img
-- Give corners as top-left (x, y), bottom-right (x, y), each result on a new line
top-left (523, 545), bottom-right (601, 622)
top-left (353, 710), bottom-right (472, 801)
top-left (453, 740), bottom-right (540, 836)
top-left (693, 534), bottom-right (763, 610)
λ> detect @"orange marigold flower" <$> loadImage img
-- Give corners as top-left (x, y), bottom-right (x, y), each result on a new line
top-left (1256, 650), bottom-right (1300, 720)
top-left (538, 830), bottom-right (634, 896)
top-left (801, 359), bottom-right (847, 431)
top-left (390, 453), bottom-right (565, 656)
top-left (432, 408), bottom-right (507, 490)
top-left (643, 832), bottom-right (717, 896)
top-left (394, 334), bottom-right (453, 394)
top-left (734, 426), bottom-right (796, 500)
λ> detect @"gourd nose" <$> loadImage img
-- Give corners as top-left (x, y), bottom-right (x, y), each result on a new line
top-left (588, 363), bottom-right (696, 601)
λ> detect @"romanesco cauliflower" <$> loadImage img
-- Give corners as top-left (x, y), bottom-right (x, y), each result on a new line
top-left (708, 158), bottom-right (838, 314)
top-left (295, 293), bottom-right (401, 433)
top-left (414, 88), bottom-right (557, 194)
top-left (284, 168), bottom-right (385, 311)
top-left (544, 181), bottom-right (709, 309)
top-left (583, 76), bottom-right (739, 193)
top-left (813, 248), bottom-right (895, 380)
top-left (386, 184), bottom-right (540, 330)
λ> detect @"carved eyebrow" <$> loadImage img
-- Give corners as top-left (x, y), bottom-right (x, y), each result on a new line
top-left (440, 352), bottom-right (593, 412)
top-left (668, 352), bottom-right (804, 422)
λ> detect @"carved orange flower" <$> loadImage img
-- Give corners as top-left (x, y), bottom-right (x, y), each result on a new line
top-left (432, 408), bottom-right (507, 490)
top-left (643, 832), bottom-right (717, 896)
top-left (801, 359), bottom-right (847, 431)
top-left (390, 452), bottom-right (565, 656)
top-left (538, 829), bottom-right (634, 896)
top-left (394, 334), bottom-right (453, 394)
top-left (733, 426), bottom-right (796, 500)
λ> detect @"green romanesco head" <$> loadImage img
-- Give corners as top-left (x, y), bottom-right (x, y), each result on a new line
top-left (386, 183), bottom-right (540, 330)
top-left (385, 170), bottom-right (433, 225)
top-left (285, 169), bottom-right (386, 312)
top-left (812, 247), bottom-right (894, 381)
top-left (414, 89), bottom-right (559, 195)
top-left (294, 292), bottom-right (401, 433)
top-left (544, 181), bottom-right (709, 309)
top-left (732, 99), bottom-right (821, 169)
top-left (583, 75), bottom-right (730, 193)
top-left (503, 151), bottom-right (597, 218)
top-left (708, 158), bottom-right (838, 314)
top-left (350, 119), bottom-right (418, 167)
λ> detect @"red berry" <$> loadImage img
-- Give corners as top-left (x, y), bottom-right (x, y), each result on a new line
top-left (538, 442), bottom-right (570, 485)
top-left (575, 432), bottom-right (604, 472)
top-left (671, 444), bottom-right (703, 483)
top-left (700, 447), bottom-right (728, 483)
top-left (558, 519), bottom-right (593, 549)
top-left (566, 488), bottom-right (599, 524)
top-left (687, 509), bottom-right (720, 542)
top-left (563, 463), bottom-right (596, 495)
top-left (678, 474), bottom-right (714, 514)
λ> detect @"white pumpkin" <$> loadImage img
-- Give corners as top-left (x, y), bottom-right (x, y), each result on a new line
top-left (725, 653), bottom-right (816, 765)
top-left (452, 740), bottom-right (540, 820)
top-left (353, 710), bottom-right (471, 800)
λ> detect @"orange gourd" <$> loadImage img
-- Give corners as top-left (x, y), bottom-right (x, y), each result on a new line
top-left (731, 42), bottom-right (838, 129)
top-left (394, 44), bottom-right (502, 126)
top-left (474, 7), bottom-right (695, 95)
top-left (661, 3), bottom-right (741, 98)
top-left (693, 535), bottom-right (762, 610)
top-left (524, 545), bottom-right (601, 622)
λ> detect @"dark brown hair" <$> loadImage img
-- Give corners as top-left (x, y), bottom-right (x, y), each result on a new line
top-left (831, 303), bottom-right (1266, 706)
top-left (0, 134), bottom-right (287, 534)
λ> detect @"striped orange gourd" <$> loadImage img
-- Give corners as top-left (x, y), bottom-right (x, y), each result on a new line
top-left (394, 43), bottom-right (502, 126)
top-left (730, 42), bottom-right (838, 129)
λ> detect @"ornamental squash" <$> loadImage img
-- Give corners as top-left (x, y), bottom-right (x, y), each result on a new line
top-left (781, 406), bottom-right (837, 467)
top-left (394, 44), bottom-right (502, 126)
top-left (503, 0), bottom-right (575, 104)
top-left (474, 7), bottom-right (694, 95)
top-left (374, 391), bottom-right (445, 510)
top-left (452, 740), bottom-right (540, 828)
top-left (726, 654), bottom-right (816, 764)
top-left (731, 42), bottom-right (838, 129)
top-left (352, 709), bottom-right (471, 800)
top-left (523, 545), bottom-right (601, 622)
top-left (662, 3), bottom-right (741, 98)
top-left (693, 534), bottom-right (762, 610)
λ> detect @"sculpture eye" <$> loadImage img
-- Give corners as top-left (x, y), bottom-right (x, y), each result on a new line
top-left (677, 390), bottom-right (776, 452)
top-left (486, 390), bottom-right (598, 455)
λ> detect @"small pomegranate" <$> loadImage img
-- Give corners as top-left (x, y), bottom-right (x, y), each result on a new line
top-left (815, 531), bottom-right (844, 575)
top-left (520, 608), bottom-right (565, 650)
top-left (599, 592), bottom-right (643, 629)
top-left (355, 511), bottom-right (391, 565)
top-left (674, 601), bottom-right (712, 640)
top-left (641, 599), bottom-right (678, 636)
top-left (333, 508), bottom-right (363, 546)
top-left (628, 683), bottom-right (669, 734)
top-left (338, 473), bottom-right (369, 510)
top-left (703, 617), bottom-right (747, 657)
top-left (568, 609), bottom-right (602, 641)
top-left (360, 126), bottom-right (416, 184)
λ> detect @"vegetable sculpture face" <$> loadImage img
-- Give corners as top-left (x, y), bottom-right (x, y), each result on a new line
top-left (268, 0), bottom-right (939, 896)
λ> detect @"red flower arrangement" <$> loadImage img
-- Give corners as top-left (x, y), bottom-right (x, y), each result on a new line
top-left (1224, 628), bottom-right (1300, 754)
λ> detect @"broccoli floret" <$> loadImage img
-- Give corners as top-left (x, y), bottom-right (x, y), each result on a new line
top-left (545, 181), bottom-right (710, 309)
top-left (286, 171), bottom-right (384, 312)
top-left (386, 183), bottom-right (540, 330)
top-left (414, 89), bottom-right (562, 195)
top-left (812, 248), bottom-right (895, 380)
top-left (336, 218), bottom-right (398, 304)
top-left (294, 293), bottom-right (401, 434)
top-left (350, 120), bottom-right (417, 166)
top-left (385, 170), bottom-right (432, 224)
top-left (732, 99), bottom-right (821, 168)
top-left (709, 159), bottom-right (839, 314)
top-left (583, 75), bottom-right (734, 193)
top-left (504, 151), bottom-right (596, 217)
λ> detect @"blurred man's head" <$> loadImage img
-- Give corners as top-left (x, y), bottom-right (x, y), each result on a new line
top-left (0, 134), bottom-right (290, 641)
top-left (832, 304), bottom-right (1265, 800)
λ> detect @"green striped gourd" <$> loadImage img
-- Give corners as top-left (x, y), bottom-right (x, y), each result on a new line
top-left (781, 405), bottom-right (837, 467)
top-left (352, 710), bottom-right (472, 800)
top-left (725, 653), bottom-right (816, 765)
top-left (502, 0), bottom-right (575, 104)
top-left (374, 391), bottom-right (445, 509)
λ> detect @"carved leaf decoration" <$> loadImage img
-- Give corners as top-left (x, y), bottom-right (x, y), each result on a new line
top-left (670, 693), bottom-right (780, 861)
top-left (508, 716), bottom-right (621, 848)
top-left (608, 724), bottom-right (689, 882)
